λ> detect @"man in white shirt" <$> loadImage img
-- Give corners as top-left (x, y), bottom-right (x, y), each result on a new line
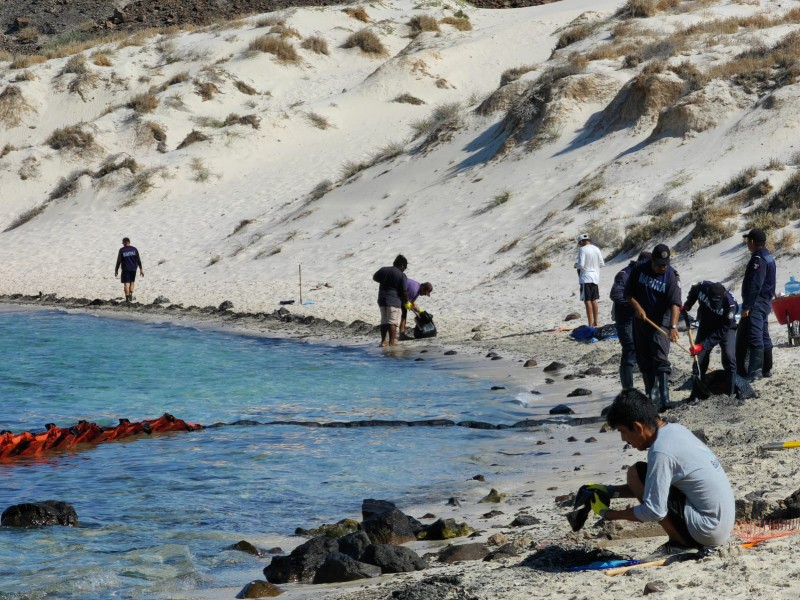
top-left (575, 233), bottom-right (605, 327)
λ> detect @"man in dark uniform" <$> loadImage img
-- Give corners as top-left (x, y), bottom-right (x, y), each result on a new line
top-left (681, 281), bottom-right (738, 399)
top-left (114, 237), bottom-right (144, 302)
top-left (372, 254), bottom-right (410, 347)
top-left (610, 251), bottom-right (652, 390)
top-left (624, 244), bottom-right (682, 411)
top-left (736, 228), bottom-right (777, 382)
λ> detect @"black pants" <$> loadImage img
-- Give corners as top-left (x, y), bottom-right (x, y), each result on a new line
top-left (633, 319), bottom-right (671, 377)
top-left (695, 326), bottom-right (736, 378)
top-left (616, 316), bottom-right (636, 369)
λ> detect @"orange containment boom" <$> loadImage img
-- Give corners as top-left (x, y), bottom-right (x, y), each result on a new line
top-left (0, 413), bottom-right (202, 460)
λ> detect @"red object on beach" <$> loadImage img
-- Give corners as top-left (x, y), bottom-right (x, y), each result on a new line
top-left (0, 414), bottom-right (202, 461)
top-left (771, 295), bottom-right (800, 345)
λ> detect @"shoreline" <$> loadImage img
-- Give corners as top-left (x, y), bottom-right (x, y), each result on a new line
top-left (5, 294), bottom-right (800, 599)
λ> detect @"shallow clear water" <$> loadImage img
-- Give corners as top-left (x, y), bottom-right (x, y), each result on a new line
top-left (0, 307), bottom-right (532, 599)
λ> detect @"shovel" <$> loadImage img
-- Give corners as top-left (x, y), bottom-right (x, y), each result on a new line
top-left (641, 314), bottom-right (691, 355)
top-left (682, 311), bottom-right (713, 399)
top-left (759, 440), bottom-right (800, 451)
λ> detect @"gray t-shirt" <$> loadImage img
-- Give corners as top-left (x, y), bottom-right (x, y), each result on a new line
top-left (373, 266), bottom-right (407, 308)
top-left (634, 423), bottom-right (735, 546)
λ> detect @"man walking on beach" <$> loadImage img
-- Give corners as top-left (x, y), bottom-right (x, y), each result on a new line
top-left (575, 233), bottom-right (604, 328)
top-left (624, 244), bottom-right (681, 411)
top-left (736, 228), bottom-right (776, 382)
top-left (575, 389), bottom-right (735, 555)
top-left (373, 255), bottom-right (410, 347)
top-left (681, 281), bottom-right (738, 400)
top-left (399, 280), bottom-right (433, 341)
top-left (610, 251), bottom-right (651, 390)
top-left (114, 237), bottom-right (144, 303)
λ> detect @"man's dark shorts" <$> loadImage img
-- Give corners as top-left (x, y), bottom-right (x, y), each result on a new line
top-left (580, 283), bottom-right (599, 302)
top-left (121, 270), bottom-right (137, 284)
top-left (635, 461), bottom-right (703, 548)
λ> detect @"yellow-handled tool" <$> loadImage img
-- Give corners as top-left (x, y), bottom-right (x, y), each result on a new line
top-left (760, 440), bottom-right (800, 451)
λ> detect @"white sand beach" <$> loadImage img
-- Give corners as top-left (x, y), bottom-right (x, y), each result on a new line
top-left (3, 0), bottom-right (800, 597)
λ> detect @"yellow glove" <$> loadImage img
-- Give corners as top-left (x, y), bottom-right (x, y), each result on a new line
top-left (404, 302), bottom-right (412, 310)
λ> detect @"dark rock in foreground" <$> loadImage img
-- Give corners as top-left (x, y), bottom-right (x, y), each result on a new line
top-left (438, 542), bottom-right (489, 563)
top-left (264, 537), bottom-right (338, 583)
top-left (360, 544), bottom-right (427, 573)
top-left (312, 552), bottom-right (381, 583)
top-left (237, 580), bottom-right (282, 598)
top-left (1, 501), bottom-right (78, 527)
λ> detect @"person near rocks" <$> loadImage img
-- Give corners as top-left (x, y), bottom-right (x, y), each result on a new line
top-left (736, 228), bottom-right (776, 382)
top-left (575, 389), bottom-right (735, 554)
top-left (610, 251), bottom-right (652, 391)
top-left (681, 281), bottom-right (738, 400)
top-left (114, 237), bottom-right (143, 302)
top-left (575, 233), bottom-right (605, 328)
top-left (373, 254), bottom-right (410, 347)
top-left (624, 243), bottom-right (681, 410)
top-left (399, 280), bottom-right (433, 340)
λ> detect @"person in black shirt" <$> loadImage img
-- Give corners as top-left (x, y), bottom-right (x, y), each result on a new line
top-left (372, 254), bottom-right (409, 347)
top-left (681, 281), bottom-right (738, 399)
top-left (114, 237), bottom-right (144, 302)
top-left (610, 251), bottom-right (651, 390)
top-left (624, 244), bottom-right (682, 411)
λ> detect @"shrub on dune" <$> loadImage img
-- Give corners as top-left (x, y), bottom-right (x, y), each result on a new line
top-left (301, 36), bottom-right (329, 55)
top-left (343, 7), bottom-right (370, 23)
top-left (408, 15), bottom-right (440, 36)
top-left (248, 34), bottom-right (300, 63)
top-left (342, 29), bottom-right (386, 56)
top-left (128, 92), bottom-right (160, 113)
top-left (45, 124), bottom-right (96, 152)
top-left (0, 85), bottom-right (35, 127)
top-left (439, 17), bottom-right (472, 31)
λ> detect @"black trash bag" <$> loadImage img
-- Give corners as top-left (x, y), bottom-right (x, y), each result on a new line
top-left (414, 312), bottom-right (437, 339)
top-left (697, 370), bottom-right (756, 400)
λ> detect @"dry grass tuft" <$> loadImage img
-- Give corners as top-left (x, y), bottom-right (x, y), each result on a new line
top-left (234, 80), bottom-right (258, 94)
top-left (440, 16), bottom-right (472, 31)
top-left (555, 23), bottom-right (595, 50)
top-left (523, 243), bottom-right (554, 276)
top-left (195, 80), bottom-right (222, 101)
top-left (16, 26), bottom-right (39, 44)
top-left (61, 54), bottom-right (89, 75)
top-left (410, 102), bottom-right (463, 148)
top-left (342, 29), bottom-right (386, 55)
top-left (46, 124), bottom-right (96, 151)
top-left (223, 113), bottom-right (261, 129)
top-left (13, 70), bottom-right (36, 82)
top-left (5, 204), bottom-right (47, 232)
top-left (128, 92), bottom-right (160, 113)
top-left (301, 35), bottom-right (330, 55)
top-left (394, 93), bottom-right (425, 105)
top-left (343, 7), bottom-right (371, 23)
top-left (94, 154), bottom-right (139, 179)
top-left (474, 190), bottom-right (512, 216)
top-left (308, 179), bottom-right (334, 202)
top-left (689, 194), bottom-right (738, 250)
top-left (500, 65), bottom-right (537, 86)
top-left (408, 15), bottom-right (440, 36)
top-left (0, 143), bottom-right (13, 158)
top-left (136, 121), bottom-right (167, 146)
top-left (248, 35), bottom-right (300, 63)
top-left (50, 169), bottom-right (92, 200)
top-left (177, 130), bottom-right (210, 150)
top-left (720, 167), bottom-right (757, 196)
top-left (91, 52), bottom-right (113, 67)
top-left (0, 87), bottom-right (36, 128)
top-left (767, 171), bottom-right (800, 212)
top-left (191, 157), bottom-right (212, 182)
top-left (10, 54), bottom-right (46, 70)
top-left (269, 25), bottom-right (301, 39)
top-left (153, 71), bottom-right (190, 93)
top-left (123, 166), bottom-right (170, 205)
top-left (305, 112), bottom-right (332, 129)
top-left (256, 16), bottom-right (285, 28)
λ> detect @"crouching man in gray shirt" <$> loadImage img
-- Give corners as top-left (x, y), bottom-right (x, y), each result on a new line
top-left (575, 389), bottom-right (735, 553)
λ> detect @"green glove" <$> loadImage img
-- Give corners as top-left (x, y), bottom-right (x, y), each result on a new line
top-left (575, 483), bottom-right (612, 517)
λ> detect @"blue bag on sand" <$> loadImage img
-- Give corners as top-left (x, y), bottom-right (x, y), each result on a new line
top-left (570, 325), bottom-right (596, 340)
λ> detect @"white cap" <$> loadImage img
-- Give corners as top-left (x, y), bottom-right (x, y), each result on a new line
top-left (576, 233), bottom-right (590, 243)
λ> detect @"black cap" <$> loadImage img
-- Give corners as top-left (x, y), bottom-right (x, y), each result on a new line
top-left (710, 282), bottom-right (726, 299)
top-left (744, 228), bottom-right (766, 244)
top-left (652, 244), bottom-right (670, 266)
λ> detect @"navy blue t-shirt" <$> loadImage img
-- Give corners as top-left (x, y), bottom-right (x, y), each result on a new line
top-left (373, 266), bottom-right (407, 308)
top-left (624, 262), bottom-right (682, 326)
top-left (116, 246), bottom-right (142, 272)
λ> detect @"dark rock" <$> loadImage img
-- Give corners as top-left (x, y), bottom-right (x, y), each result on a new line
top-left (509, 514), bottom-right (541, 527)
top-left (564, 374), bottom-right (576, 380)
top-left (549, 404), bottom-right (574, 415)
top-left (567, 388), bottom-right (592, 397)
top-left (444, 350), bottom-right (457, 355)
top-left (362, 509), bottom-right (416, 545)
top-left (421, 513), bottom-right (435, 519)
top-left (490, 385), bottom-right (505, 390)
top-left (415, 358), bottom-right (425, 361)
top-left (545, 378), bottom-right (555, 384)
top-left (312, 552), bottom-right (382, 583)
top-left (307, 518), bottom-right (359, 538)
top-left (237, 580), bottom-right (282, 598)
top-left (484, 542), bottom-right (520, 561)
top-left (1, 501), bottom-right (78, 527)
top-left (524, 358), bottom-right (538, 367)
top-left (219, 300), bottom-right (234, 311)
top-left (543, 361), bottom-right (566, 372)
top-left (89, 298), bottom-right (103, 306)
top-left (601, 404), bottom-right (614, 417)
top-left (447, 497), bottom-right (461, 507)
top-left (536, 440), bottom-right (546, 445)
top-left (573, 452), bottom-right (581, 456)
top-left (417, 518), bottom-right (472, 540)
top-left (564, 312), bottom-right (581, 321)
top-left (263, 536), bottom-right (339, 583)
top-left (231, 540), bottom-right (262, 556)
top-left (472, 333), bottom-right (483, 341)
top-left (567, 436), bottom-right (578, 442)
top-left (360, 544), bottom-right (427, 573)
top-left (152, 295), bottom-right (170, 304)
top-left (582, 366), bottom-right (602, 376)
top-left (481, 510), bottom-right (504, 518)
top-left (438, 542), bottom-right (489, 563)
top-left (337, 531), bottom-right (372, 560)
top-left (268, 547), bottom-right (283, 554)
top-left (472, 474), bottom-right (485, 482)
top-left (361, 498), bottom-right (396, 521)
top-left (479, 488), bottom-right (506, 503)
top-left (585, 437), bottom-right (598, 443)
top-left (644, 580), bottom-right (669, 594)
top-left (486, 352), bottom-right (499, 358)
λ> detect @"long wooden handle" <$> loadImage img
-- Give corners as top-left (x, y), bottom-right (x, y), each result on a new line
top-left (604, 559), bottom-right (667, 576)
top-left (641, 315), bottom-right (691, 355)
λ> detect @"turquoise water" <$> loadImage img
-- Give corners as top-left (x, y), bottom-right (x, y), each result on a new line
top-left (0, 307), bottom-right (532, 599)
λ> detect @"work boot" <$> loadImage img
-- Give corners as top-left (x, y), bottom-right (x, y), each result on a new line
top-left (620, 364), bottom-right (634, 391)
top-left (762, 348), bottom-right (773, 378)
top-left (746, 348), bottom-right (764, 383)
top-left (656, 372), bottom-right (670, 411)
top-left (643, 372), bottom-right (655, 404)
